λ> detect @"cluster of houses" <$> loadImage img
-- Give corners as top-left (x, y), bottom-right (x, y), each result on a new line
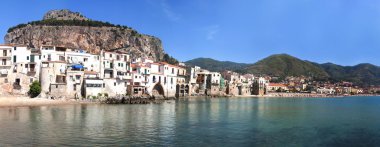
top-left (266, 76), bottom-right (368, 95)
top-left (0, 44), bottom-right (270, 99)
top-left (2, 44), bottom-right (371, 99)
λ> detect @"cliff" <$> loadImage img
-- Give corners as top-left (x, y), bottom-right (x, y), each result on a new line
top-left (4, 9), bottom-right (165, 61)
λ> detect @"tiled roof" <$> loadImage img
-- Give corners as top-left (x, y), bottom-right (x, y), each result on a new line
top-left (268, 83), bottom-right (287, 87)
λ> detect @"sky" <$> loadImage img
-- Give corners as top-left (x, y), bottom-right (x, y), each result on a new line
top-left (1, 0), bottom-right (380, 65)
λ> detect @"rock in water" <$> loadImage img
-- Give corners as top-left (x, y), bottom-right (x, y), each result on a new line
top-left (4, 9), bottom-right (165, 61)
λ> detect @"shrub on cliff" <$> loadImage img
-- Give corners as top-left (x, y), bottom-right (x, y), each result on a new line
top-left (28, 81), bottom-right (41, 98)
top-left (7, 19), bottom-right (134, 33)
top-left (162, 53), bottom-right (179, 65)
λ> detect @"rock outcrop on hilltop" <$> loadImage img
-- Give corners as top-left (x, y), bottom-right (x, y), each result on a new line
top-left (5, 9), bottom-right (165, 61)
top-left (43, 9), bottom-right (89, 21)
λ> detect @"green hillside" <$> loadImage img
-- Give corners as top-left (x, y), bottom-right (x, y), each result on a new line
top-left (186, 54), bottom-right (380, 86)
top-left (244, 54), bottom-right (329, 78)
top-left (185, 58), bottom-right (249, 73)
top-left (319, 63), bottom-right (380, 86)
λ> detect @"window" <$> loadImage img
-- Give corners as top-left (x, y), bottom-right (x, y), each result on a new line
top-left (110, 54), bottom-right (112, 58)
top-left (25, 64), bottom-right (28, 68)
top-left (30, 78), bottom-right (33, 83)
top-left (73, 84), bottom-right (76, 90)
top-left (103, 83), bottom-right (105, 87)
top-left (14, 47), bottom-right (16, 51)
top-left (84, 58), bottom-right (88, 62)
top-left (27, 56), bottom-right (29, 60)
top-left (3, 50), bottom-right (6, 56)
top-left (153, 76), bottom-right (156, 82)
top-left (39, 55), bottom-right (41, 59)
top-left (114, 82), bottom-right (116, 86)
top-left (171, 78), bottom-right (173, 84)
top-left (15, 78), bottom-right (20, 85)
top-left (164, 77), bottom-right (167, 84)
top-left (59, 56), bottom-right (65, 61)
top-left (2, 59), bottom-right (6, 65)
top-left (13, 56), bottom-right (16, 63)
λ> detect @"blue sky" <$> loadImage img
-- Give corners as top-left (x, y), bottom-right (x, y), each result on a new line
top-left (1, 0), bottom-right (380, 65)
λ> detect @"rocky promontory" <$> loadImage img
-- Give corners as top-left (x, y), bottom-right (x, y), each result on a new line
top-left (4, 9), bottom-right (165, 61)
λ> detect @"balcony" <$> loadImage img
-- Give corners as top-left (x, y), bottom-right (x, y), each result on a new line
top-left (13, 83), bottom-right (21, 90)
top-left (75, 80), bottom-right (81, 84)
top-left (27, 71), bottom-right (36, 76)
top-left (142, 79), bottom-right (149, 83)
top-left (55, 75), bottom-right (67, 84)
top-left (0, 56), bottom-right (11, 59)
top-left (0, 64), bottom-right (11, 67)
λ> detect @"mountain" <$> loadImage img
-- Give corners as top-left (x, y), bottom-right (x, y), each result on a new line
top-left (245, 54), bottom-right (329, 78)
top-left (186, 54), bottom-right (380, 86)
top-left (319, 63), bottom-right (380, 87)
top-left (5, 9), bottom-right (165, 61)
top-left (185, 58), bottom-right (249, 73)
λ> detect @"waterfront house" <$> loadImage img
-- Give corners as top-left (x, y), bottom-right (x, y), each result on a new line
top-left (267, 83), bottom-right (288, 92)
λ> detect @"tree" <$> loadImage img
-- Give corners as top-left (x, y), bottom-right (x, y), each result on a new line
top-left (28, 81), bottom-right (41, 98)
top-left (162, 53), bottom-right (179, 65)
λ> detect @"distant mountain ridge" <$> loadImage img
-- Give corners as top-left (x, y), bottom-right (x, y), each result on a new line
top-left (185, 58), bottom-right (250, 73)
top-left (185, 54), bottom-right (380, 86)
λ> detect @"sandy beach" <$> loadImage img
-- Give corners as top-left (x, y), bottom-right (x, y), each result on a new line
top-left (0, 96), bottom-right (84, 107)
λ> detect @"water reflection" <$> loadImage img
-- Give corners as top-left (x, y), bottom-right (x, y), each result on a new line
top-left (0, 97), bottom-right (380, 146)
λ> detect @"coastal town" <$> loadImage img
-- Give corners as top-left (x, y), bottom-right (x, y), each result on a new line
top-left (0, 44), bottom-right (378, 101)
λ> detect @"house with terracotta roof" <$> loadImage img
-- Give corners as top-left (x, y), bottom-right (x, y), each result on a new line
top-left (267, 83), bottom-right (288, 92)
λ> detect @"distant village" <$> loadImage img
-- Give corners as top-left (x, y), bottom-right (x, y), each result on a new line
top-left (0, 44), bottom-right (378, 100)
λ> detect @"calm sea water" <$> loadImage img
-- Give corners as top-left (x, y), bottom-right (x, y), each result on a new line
top-left (1, 96), bottom-right (380, 146)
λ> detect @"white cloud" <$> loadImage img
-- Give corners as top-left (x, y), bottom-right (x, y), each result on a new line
top-left (160, 0), bottom-right (180, 21)
top-left (206, 25), bottom-right (220, 40)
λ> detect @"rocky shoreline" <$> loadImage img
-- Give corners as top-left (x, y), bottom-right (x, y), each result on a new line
top-left (0, 94), bottom-right (379, 107)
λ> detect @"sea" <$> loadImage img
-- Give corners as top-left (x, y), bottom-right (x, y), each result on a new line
top-left (0, 96), bottom-right (380, 146)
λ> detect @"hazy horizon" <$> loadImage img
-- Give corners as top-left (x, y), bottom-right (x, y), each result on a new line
top-left (1, 0), bottom-right (379, 66)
